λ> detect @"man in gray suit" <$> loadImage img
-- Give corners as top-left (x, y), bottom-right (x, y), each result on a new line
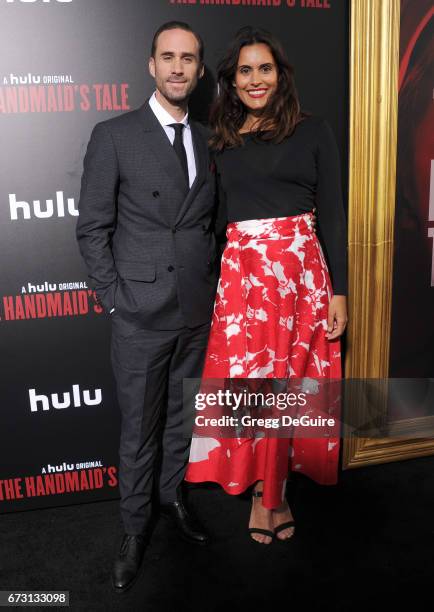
top-left (76, 22), bottom-right (217, 592)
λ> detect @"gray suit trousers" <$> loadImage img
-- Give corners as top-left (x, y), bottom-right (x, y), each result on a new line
top-left (110, 316), bottom-right (210, 535)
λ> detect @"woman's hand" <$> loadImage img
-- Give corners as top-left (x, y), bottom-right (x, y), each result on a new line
top-left (326, 295), bottom-right (347, 340)
top-left (311, 206), bottom-right (317, 232)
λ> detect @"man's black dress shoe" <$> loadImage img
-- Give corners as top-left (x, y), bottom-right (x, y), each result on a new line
top-left (160, 498), bottom-right (209, 545)
top-left (111, 534), bottom-right (146, 593)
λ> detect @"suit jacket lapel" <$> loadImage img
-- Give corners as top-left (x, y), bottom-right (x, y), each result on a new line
top-left (137, 102), bottom-right (188, 197)
top-left (136, 103), bottom-right (209, 224)
top-left (174, 120), bottom-right (208, 225)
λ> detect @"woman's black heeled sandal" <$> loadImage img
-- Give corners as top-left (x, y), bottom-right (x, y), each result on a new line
top-left (274, 520), bottom-right (295, 540)
top-left (248, 490), bottom-right (275, 543)
top-left (274, 498), bottom-right (295, 541)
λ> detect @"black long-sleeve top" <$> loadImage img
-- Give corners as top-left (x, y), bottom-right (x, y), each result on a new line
top-left (213, 115), bottom-right (348, 295)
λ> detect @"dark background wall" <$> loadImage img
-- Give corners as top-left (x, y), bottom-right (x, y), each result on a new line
top-left (389, 1), bottom-right (434, 378)
top-left (0, 0), bottom-right (349, 513)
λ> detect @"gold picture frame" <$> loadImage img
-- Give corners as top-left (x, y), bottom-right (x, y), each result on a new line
top-left (343, 0), bottom-right (434, 468)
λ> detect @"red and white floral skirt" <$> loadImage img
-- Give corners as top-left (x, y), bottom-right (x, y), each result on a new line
top-left (184, 213), bottom-right (342, 509)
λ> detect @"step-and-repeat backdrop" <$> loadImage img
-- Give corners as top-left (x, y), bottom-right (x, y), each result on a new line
top-left (0, 0), bottom-right (348, 512)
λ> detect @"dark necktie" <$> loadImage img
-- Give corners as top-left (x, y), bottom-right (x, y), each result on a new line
top-left (168, 123), bottom-right (189, 188)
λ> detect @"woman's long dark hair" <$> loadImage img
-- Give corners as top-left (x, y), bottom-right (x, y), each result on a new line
top-left (210, 26), bottom-right (307, 150)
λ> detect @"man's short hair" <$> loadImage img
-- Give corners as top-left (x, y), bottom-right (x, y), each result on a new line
top-left (151, 21), bottom-right (204, 62)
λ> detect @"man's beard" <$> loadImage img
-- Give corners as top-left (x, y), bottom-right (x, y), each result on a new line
top-left (158, 78), bottom-right (197, 105)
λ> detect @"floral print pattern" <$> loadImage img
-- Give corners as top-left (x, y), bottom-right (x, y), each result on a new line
top-left (185, 213), bottom-right (341, 509)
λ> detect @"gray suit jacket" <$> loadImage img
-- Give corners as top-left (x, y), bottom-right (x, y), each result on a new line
top-left (76, 102), bottom-right (218, 331)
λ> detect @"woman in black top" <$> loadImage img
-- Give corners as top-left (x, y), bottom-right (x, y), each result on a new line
top-left (185, 26), bottom-right (348, 544)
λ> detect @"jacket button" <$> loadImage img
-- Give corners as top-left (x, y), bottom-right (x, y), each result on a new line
top-left (167, 265), bottom-right (174, 272)
top-left (152, 191), bottom-right (160, 198)
top-left (171, 227), bottom-right (177, 233)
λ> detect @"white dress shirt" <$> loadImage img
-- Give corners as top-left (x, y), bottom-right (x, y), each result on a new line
top-left (148, 91), bottom-right (196, 188)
